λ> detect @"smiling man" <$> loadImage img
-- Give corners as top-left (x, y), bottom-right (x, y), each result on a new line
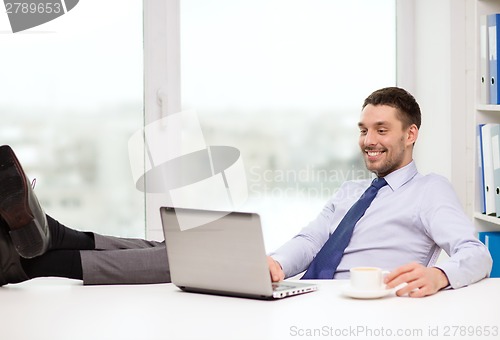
top-left (358, 103), bottom-right (417, 178)
top-left (267, 87), bottom-right (492, 297)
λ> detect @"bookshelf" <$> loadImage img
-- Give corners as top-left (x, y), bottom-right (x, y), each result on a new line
top-left (473, 0), bottom-right (500, 232)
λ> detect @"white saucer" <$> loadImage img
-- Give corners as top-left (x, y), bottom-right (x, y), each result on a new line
top-left (341, 284), bottom-right (393, 299)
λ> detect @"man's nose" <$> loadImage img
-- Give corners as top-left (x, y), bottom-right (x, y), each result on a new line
top-left (363, 130), bottom-right (377, 146)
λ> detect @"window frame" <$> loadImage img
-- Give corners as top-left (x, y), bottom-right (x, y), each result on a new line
top-left (143, 0), bottom-right (413, 238)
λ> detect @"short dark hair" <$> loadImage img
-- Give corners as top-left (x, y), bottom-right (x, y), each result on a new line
top-left (362, 87), bottom-right (421, 129)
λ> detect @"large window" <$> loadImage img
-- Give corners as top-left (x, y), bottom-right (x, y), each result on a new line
top-left (180, 0), bottom-right (396, 250)
top-left (0, 1), bottom-right (144, 237)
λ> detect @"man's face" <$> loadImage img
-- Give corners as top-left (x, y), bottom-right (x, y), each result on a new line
top-left (358, 104), bottom-right (417, 177)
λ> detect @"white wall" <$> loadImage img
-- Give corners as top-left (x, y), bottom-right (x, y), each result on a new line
top-left (399, 0), bottom-right (469, 210)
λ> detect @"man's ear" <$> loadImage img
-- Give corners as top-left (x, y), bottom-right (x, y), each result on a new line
top-left (406, 124), bottom-right (419, 146)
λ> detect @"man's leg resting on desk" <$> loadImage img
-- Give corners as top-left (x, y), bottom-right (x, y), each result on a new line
top-left (82, 238), bottom-right (170, 285)
top-left (0, 145), bottom-right (170, 286)
top-left (1, 216), bottom-right (170, 286)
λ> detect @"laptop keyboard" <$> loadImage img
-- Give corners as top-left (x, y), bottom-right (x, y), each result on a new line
top-left (272, 283), bottom-right (293, 291)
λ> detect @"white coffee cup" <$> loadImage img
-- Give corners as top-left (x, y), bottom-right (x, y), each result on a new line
top-left (349, 267), bottom-right (389, 291)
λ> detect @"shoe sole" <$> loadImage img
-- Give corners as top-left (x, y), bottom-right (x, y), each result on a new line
top-left (0, 146), bottom-right (49, 258)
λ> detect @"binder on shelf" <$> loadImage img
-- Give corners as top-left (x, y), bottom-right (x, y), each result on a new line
top-left (485, 233), bottom-right (500, 278)
top-left (491, 124), bottom-right (500, 216)
top-left (481, 124), bottom-right (497, 216)
top-left (478, 124), bottom-right (486, 214)
top-left (478, 231), bottom-right (500, 278)
top-left (481, 15), bottom-right (490, 104)
top-left (478, 231), bottom-right (498, 243)
top-left (488, 14), bottom-right (500, 104)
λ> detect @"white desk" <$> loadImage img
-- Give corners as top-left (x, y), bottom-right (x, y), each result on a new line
top-left (0, 278), bottom-right (499, 340)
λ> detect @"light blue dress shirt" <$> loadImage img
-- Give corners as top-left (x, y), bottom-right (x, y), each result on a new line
top-left (270, 161), bottom-right (492, 288)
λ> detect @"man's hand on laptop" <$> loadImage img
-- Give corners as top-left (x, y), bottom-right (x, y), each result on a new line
top-left (267, 256), bottom-right (285, 282)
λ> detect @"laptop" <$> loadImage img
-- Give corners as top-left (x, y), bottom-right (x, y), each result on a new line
top-left (160, 206), bottom-right (317, 300)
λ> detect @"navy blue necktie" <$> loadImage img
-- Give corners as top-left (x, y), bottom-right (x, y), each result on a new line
top-left (301, 177), bottom-right (387, 279)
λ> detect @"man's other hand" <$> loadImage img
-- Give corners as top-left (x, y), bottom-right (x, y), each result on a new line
top-left (384, 262), bottom-right (449, 298)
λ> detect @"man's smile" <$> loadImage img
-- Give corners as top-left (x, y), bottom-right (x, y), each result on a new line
top-left (365, 150), bottom-right (386, 160)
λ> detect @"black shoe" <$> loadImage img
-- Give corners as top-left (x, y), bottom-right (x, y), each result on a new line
top-left (0, 145), bottom-right (50, 258)
top-left (0, 219), bottom-right (29, 286)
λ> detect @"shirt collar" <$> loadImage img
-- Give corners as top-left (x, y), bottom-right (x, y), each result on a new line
top-left (379, 160), bottom-right (418, 192)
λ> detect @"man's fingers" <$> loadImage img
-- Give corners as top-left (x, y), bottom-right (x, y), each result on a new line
top-left (267, 256), bottom-right (284, 282)
top-left (395, 278), bottom-right (424, 297)
top-left (384, 262), bottom-right (418, 284)
top-left (408, 288), bottom-right (428, 298)
top-left (386, 270), bottom-right (417, 289)
top-left (385, 262), bottom-right (422, 288)
top-left (271, 268), bottom-right (283, 282)
top-left (383, 263), bottom-right (447, 298)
